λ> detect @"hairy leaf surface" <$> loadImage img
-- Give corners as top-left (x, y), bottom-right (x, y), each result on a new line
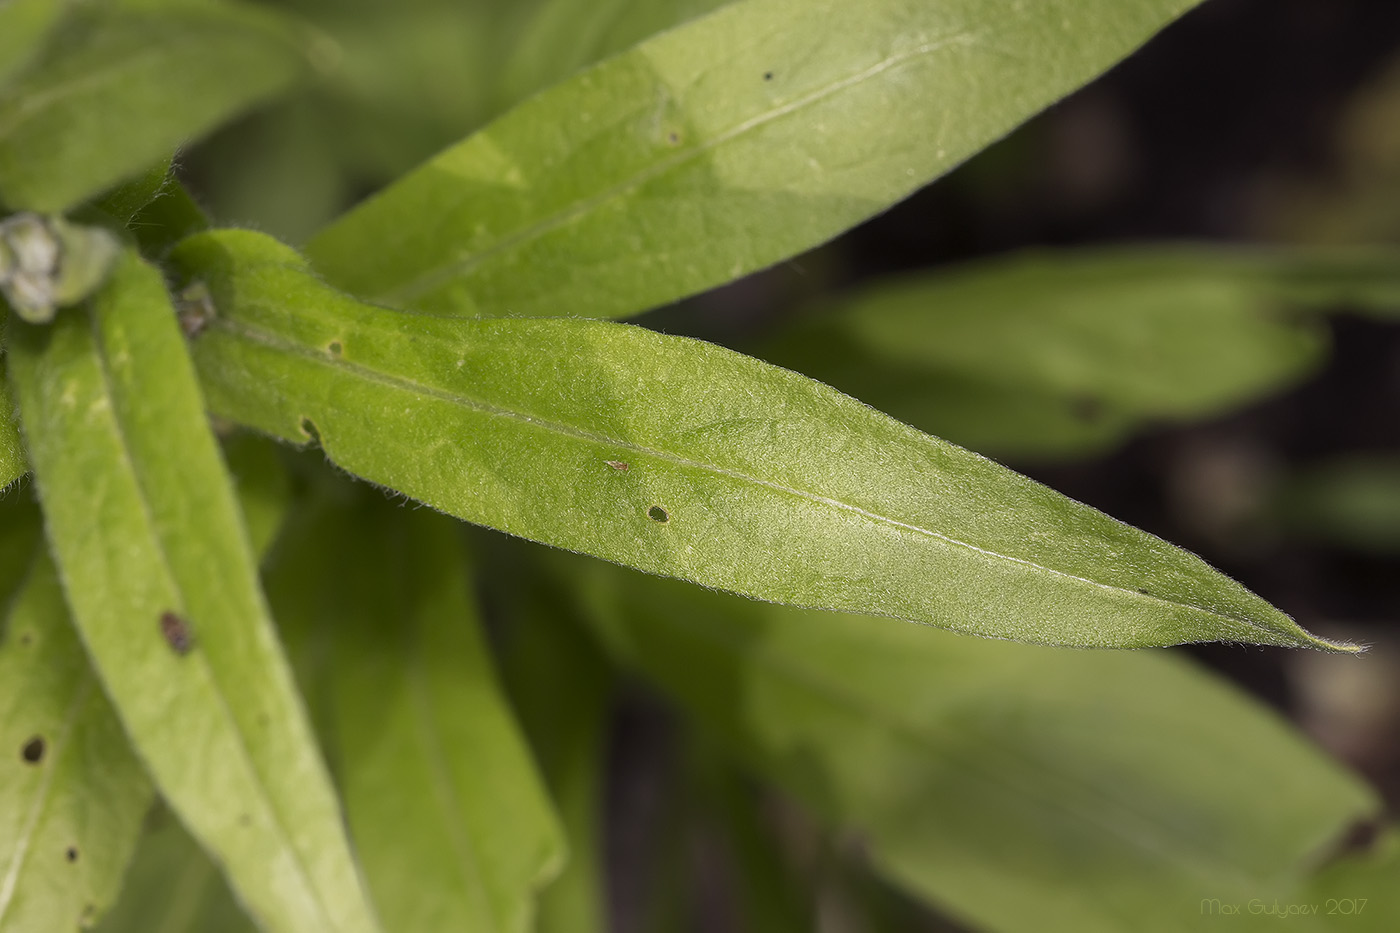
top-left (6, 251), bottom-right (378, 933)
top-left (307, 0), bottom-right (1205, 319)
top-left (176, 230), bottom-right (1347, 650)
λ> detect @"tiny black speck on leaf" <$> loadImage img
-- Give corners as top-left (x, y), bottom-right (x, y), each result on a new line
top-left (21, 735), bottom-right (45, 764)
top-left (160, 611), bottom-right (194, 656)
top-left (763, 71), bottom-right (774, 80)
top-left (65, 847), bottom-right (78, 863)
top-left (648, 505), bottom-right (669, 523)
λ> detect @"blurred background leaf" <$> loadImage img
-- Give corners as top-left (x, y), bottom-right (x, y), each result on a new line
top-left (566, 555), bottom-right (1380, 933)
top-left (757, 246), bottom-right (1400, 460)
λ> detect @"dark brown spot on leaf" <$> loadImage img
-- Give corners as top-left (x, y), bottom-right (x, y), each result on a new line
top-left (327, 340), bottom-right (342, 356)
top-left (65, 847), bottom-right (78, 862)
top-left (763, 71), bottom-right (774, 80)
top-left (21, 736), bottom-right (45, 764)
top-left (648, 505), bottom-right (669, 523)
top-left (605, 460), bottom-right (629, 472)
top-left (160, 611), bottom-right (194, 656)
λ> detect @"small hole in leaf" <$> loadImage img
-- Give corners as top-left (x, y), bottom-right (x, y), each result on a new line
top-left (648, 506), bottom-right (669, 523)
top-left (65, 847), bottom-right (78, 863)
top-left (299, 417), bottom-right (322, 445)
top-left (327, 340), bottom-right (342, 356)
top-left (21, 736), bottom-right (45, 764)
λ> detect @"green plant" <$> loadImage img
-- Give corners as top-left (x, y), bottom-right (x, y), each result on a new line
top-left (0, 1), bottom-right (1396, 932)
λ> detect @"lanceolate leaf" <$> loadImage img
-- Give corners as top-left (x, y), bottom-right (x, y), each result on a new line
top-left (0, 0), bottom-right (312, 212)
top-left (0, 506), bottom-right (151, 932)
top-left (6, 251), bottom-right (379, 933)
top-left (306, 0), bottom-right (1206, 319)
top-left (572, 563), bottom-right (1381, 933)
top-left (267, 490), bottom-right (565, 933)
top-left (176, 229), bottom-right (1348, 651)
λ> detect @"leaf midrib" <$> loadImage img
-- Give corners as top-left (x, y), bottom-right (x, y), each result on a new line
top-left (366, 30), bottom-right (979, 306)
top-left (211, 315), bottom-right (1289, 643)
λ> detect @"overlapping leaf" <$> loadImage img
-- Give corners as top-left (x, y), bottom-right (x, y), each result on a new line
top-left (6, 251), bottom-right (378, 932)
top-left (176, 229), bottom-right (1348, 650)
top-left (570, 559), bottom-right (1381, 933)
top-left (0, 0), bottom-right (312, 212)
top-left (306, 0), bottom-right (1206, 319)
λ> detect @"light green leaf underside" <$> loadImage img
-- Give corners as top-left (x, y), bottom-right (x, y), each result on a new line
top-left (266, 489), bottom-right (564, 933)
top-left (0, 0), bottom-right (311, 212)
top-left (6, 251), bottom-right (378, 933)
top-left (0, 353), bottom-right (25, 492)
top-left (177, 229), bottom-right (1348, 651)
top-left (764, 246), bottom-right (1400, 459)
top-left (0, 504), bottom-right (150, 933)
top-left (572, 562), bottom-right (1380, 933)
top-left (306, 0), bottom-right (1205, 319)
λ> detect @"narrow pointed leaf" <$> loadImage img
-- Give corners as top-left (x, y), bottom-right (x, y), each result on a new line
top-left (6, 251), bottom-right (379, 933)
top-left (0, 0), bottom-right (312, 212)
top-left (306, 0), bottom-right (1207, 319)
top-left (762, 246), bottom-right (1400, 458)
top-left (0, 507), bottom-right (151, 933)
top-left (572, 562), bottom-right (1381, 933)
top-left (176, 230), bottom-right (1346, 650)
top-left (267, 491), bottom-right (565, 933)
